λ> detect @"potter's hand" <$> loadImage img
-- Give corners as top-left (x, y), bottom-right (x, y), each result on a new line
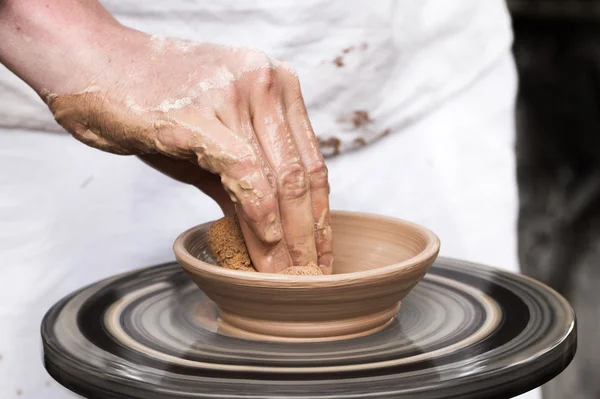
top-left (53, 36), bottom-right (335, 274)
top-left (0, 2), bottom-right (332, 273)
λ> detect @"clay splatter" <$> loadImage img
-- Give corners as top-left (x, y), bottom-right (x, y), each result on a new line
top-left (317, 137), bottom-right (342, 156)
top-left (379, 128), bottom-right (391, 138)
top-left (327, 43), bottom-right (367, 68)
top-left (352, 111), bottom-right (372, 128)
top-left (353, 137), bottom-right (367, 147)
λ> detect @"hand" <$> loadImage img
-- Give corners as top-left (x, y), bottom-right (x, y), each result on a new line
top-left (42, 26), bottom-right (333, 274)
top-left (138, 154), bottom-right (236, 216)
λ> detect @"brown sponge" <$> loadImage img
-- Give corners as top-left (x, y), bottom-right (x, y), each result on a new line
top-left (279, 264), bottom-right (323, 276)
top-left (207, 215), bottom-right (323, 276)
top-left (207, 215), bottom-right (255, 272)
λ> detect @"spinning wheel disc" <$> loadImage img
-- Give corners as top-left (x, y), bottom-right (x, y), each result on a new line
top-left (42, 258), bottom-right (576, 399)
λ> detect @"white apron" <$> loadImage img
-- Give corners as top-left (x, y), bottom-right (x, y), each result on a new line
top-left (0, 1), bottom-right (537, 398)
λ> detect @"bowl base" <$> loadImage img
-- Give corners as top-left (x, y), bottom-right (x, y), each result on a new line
top-left (214, 302), bottom-right (401, 343)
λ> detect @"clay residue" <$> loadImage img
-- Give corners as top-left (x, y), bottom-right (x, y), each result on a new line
top-left (207, 215), bottom-right (323, 276)
top-left (317, 137), bottom-right (342, 156)
top-left (353, 137), bottom-right (367, 147)
top-left (336, 110), bottom-right (373, 129)
top-left (328, 43), bottom-right (368, 68)
top-left (351, 110), bottom-right (372, 128)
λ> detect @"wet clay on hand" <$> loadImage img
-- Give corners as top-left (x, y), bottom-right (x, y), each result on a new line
top-left (207, 216), bottom-right (323, 276)
top-left (41, 29), bottom-right (333, 275)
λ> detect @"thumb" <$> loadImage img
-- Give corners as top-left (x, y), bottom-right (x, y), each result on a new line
top-left (137, 153), bottom-right (236, 216)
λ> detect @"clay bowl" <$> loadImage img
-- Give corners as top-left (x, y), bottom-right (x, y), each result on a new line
top-left (173, 211), bottom-right (440, 342)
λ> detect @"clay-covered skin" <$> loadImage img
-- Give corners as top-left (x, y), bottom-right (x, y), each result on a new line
top-left (208, 216), bottom-right (323, 276)
top-left (36, 23), bottom-right (333, 274)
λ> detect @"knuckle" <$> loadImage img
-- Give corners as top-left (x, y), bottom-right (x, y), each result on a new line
top-left (242, 187), bottom-right (278, 223)
top-left (243, 48), bottom-right (270, 63)
top-left (254, 66), bottom-right (277, 93)
top-left (277, 163), bottom-right (309, 200)
top-left (278, 62), bottom-right (300, 85)
top-left (306, 160), bottom-right (329, 189)
top-left (282, 62), bottom-right (298, 78)
top-left (225, 158), bottom-right (279, 223)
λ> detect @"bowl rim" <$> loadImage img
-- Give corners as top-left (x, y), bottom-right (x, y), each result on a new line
top-left (173, 210), bottom-right (440, 284)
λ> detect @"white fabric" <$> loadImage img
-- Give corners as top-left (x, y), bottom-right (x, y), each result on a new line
top-left (1, 0), bottom-right (513, 154)
top-left (0, 1), bottom-right (539, 398)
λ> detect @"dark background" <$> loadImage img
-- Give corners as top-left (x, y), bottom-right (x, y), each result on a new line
top-left (508, 1), bottom-right (600, 397)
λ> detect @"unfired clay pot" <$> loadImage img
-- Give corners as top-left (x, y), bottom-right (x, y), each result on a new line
top-left (173, 211), bottom-right (440, 342)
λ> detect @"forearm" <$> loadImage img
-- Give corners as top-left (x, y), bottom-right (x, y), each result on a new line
top-left (0, 0), bottom-right (121, 95)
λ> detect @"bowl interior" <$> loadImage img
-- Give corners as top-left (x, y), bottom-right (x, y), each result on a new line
top-left (329, 212), bottom-right (430, 274)
top-left (183, 211), bottom-right (434, 275)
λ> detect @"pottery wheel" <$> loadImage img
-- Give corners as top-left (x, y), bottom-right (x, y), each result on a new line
top-left (42, 258), bottom-right (576, 399)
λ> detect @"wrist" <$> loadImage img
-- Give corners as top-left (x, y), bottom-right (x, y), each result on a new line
top-left (0, 0), bottom-right (124, 96)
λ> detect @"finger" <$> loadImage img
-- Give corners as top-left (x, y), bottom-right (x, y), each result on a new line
top-left (213, 105), bottom-right (292, 273)
top-left (157, 113), bottom-right (277, 245)
top-left (248, 67), bottom-right (318, 267)
top-left (276, 62), bottom-right (333, 274)
top-left (203, 126), bottom-right (280, 241)
top-left (236, 205), bottom-right (292, 273)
